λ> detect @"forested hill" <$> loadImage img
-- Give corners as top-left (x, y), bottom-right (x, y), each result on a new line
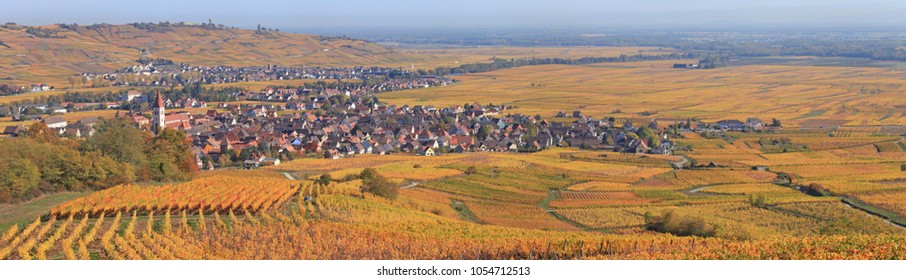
top-left (0, 22), bottom-right (422, 86)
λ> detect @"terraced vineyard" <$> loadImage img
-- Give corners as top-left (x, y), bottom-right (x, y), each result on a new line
top-left (3, 173), bottom-right (906, 260)
top-left (50, 176), bottom-right (299, 217)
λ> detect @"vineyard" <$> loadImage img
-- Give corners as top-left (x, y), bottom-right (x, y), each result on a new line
top-left (2, 176), bottom-right (906, 260)
top-left (4, 142), bottom-right (906, 259)
top-left (49, 176), bottom-right (299, 217)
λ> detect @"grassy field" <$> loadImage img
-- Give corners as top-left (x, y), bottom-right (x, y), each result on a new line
top-left (379, 61), bottom-right (906, 127)
top-left (0, 192), bottom-right (90, 232)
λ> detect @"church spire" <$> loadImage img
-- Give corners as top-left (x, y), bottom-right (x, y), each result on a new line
top-left (152, 90), bottom-right (165, 134)
top-left (154, 90), bottom-right (165, 109)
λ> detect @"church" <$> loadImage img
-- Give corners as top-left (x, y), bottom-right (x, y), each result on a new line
top-left (152, 91), bottom-right (166, 134)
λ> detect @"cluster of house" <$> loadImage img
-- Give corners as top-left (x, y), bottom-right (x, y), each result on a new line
top-left (7, 67), bottom-right (448, 126)
top-left (81, 63), bottom-right (450, 88)
top-left (713, 118), bottom-right (770, 130)
top-left (120, 90), bottom-right (208, 108)
top-left (2, 115), bottom-right (99, 138)
top-left (127, 89), bottom-right (690, 169)
top-left (3, 81), bottom-right (782, 171)
top-left (30, 84), bottom-right (53, 92)
top-left (4, 87), bottom-right (782, 168)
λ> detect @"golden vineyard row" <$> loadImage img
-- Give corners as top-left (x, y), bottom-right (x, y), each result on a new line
top-left (2, 177), bottom-right (906, 260)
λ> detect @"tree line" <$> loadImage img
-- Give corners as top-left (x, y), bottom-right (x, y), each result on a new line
top-left (428, 53), bottom-right (698, 76)
top-left (0, 84), bottom-right (25, 96)
top-left (0, 118), bottom-right (198, 203)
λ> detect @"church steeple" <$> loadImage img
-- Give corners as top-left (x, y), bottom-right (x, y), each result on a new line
top-left (152, 90), bottom-right (165, 134)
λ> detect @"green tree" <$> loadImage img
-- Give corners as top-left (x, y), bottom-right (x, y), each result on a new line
top-left (82, 117), bottom-right (148, 167)
top-left (145, 128), bottom-right (197, 181)
top-left (238, 146), bottom-right (257, 161)
top-left (476, 125), bottom-right (494, 139)
top-left (317, 173), bottom-right (333, 186)
top-left (359, 168), bottom-right (398, 200)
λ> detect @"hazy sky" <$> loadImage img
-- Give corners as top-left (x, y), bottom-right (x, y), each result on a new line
top-left (4, 0), bottom-right (906, 30)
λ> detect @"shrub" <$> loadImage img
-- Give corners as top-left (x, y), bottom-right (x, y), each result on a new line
top-left (360, 168), bottom-right (398, 200)
top-left (464, 166), bottom-right (478, 175)
top-left (340, 173), bottom-right (360, 182)
top-left (316, 173), bottom-right (332, 186)
top-left (644, 211), bottom-right (717, 237)
top-left (748, 194), bottom-right (767, 207)
top-left (803, 183), bottom-right (828, 196)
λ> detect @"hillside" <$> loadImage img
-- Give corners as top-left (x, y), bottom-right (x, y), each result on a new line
top-left (0, 23), bottom-right (422, 86)
top-left (3, 148), bottom-right (906, 259)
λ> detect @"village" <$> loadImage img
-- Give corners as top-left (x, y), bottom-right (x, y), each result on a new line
top-left (0, 63), bottom-right (451, 122)
top-left (3, 82), bottom-right (777, 170)
top-left (81, 62), bottom-right (448, 88)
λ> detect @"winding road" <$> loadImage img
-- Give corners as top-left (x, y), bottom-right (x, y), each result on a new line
top-left (672, 155), bottom-right (691, 169)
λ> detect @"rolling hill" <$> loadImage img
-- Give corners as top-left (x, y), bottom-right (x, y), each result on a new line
top-left (0, 23), bottom-right (423, 86)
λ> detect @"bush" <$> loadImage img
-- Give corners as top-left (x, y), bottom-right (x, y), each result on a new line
top-left (316, 173), bottom-right (332, 186)
top-left (464, 166), bottom-right (478, 175)
top-left (748, 194), bottom-right (767, 207)
top-left (360, 168), bottom-right (398, 200)
top-left (340, 173), bottom-right (360, 182)
top-left (803, 183), bottom-right (828, 196)
top-left (644, 211), bottom-right (717, 237)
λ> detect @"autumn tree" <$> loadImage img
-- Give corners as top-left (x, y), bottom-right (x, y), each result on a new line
top-left (0, 157), bottom-right (40, 202)
top-left (23, 121), bottom-right (58, 144)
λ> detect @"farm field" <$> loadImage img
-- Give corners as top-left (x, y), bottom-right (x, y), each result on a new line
top-left (378, 61), bottom-right (906, 127)
top-left (670, 128), bottom-right (906, 229)
top-left (396, 46), bottom-right (676, 68)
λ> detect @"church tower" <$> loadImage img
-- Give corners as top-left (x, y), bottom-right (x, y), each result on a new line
top-left (152, 90), bottom-right (165, 134)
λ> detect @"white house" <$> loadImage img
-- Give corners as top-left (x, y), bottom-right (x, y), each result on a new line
top-left (44, 116), bottom-right (68, 129)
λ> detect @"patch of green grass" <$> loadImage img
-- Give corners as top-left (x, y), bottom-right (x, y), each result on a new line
top-left (450, 200), bottom-right (481, 224)
top-left (0, 192), bottom-right (90, 232)
top-left (797, 109), bottom-right (828, 119)
top-left (636, 189), bottom-right (687, 200)
top-left (842, 196), bottom-right (906, 227)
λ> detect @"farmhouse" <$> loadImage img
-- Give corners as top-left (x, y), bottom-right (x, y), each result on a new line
top-left (746, 117), bottom-right (764, 129)
top-left (44, 116), bottom-right (68, 129)
top-left (3, 125), bottom-right (26, 136)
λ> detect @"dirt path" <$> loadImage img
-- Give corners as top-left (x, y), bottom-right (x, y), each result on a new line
top-left (282, 172), bottom-right (297, 181)
top-left (686, 185), bottom-right (711, 193)
top-left (672, 155), bottom-right (690, 169)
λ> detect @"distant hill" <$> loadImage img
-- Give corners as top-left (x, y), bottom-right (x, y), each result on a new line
top-left (0, 23), bottom-right (422, 86)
